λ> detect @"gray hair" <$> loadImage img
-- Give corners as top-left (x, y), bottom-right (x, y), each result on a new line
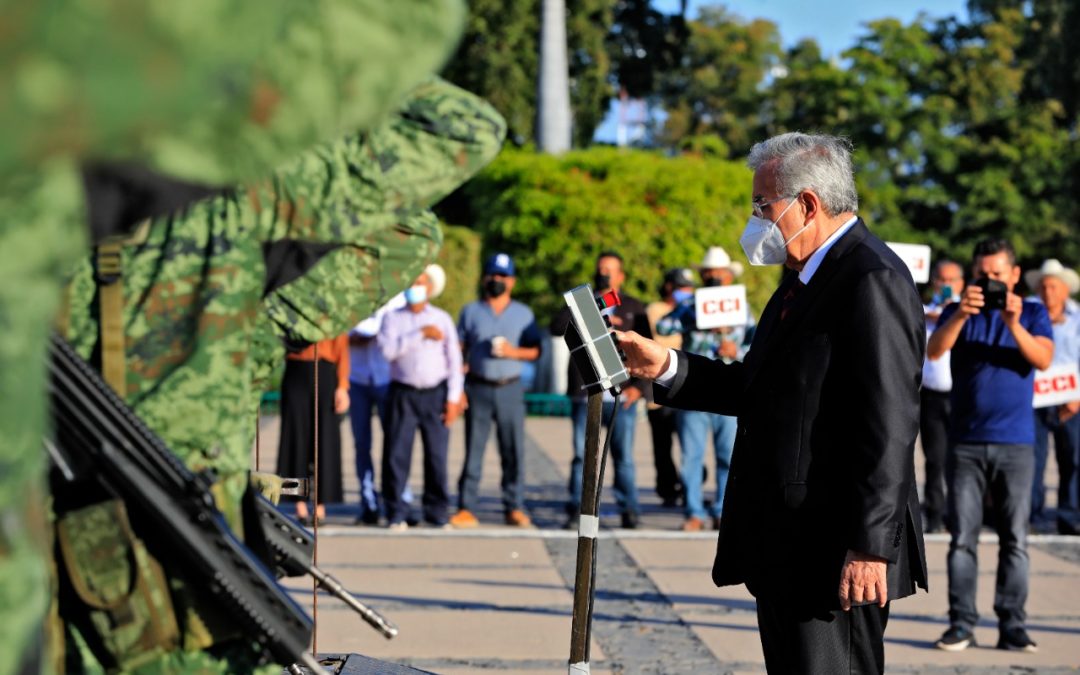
top-left (746, 132), bottom-right (859, 216)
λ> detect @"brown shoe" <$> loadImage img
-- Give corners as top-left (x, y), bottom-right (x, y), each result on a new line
top-left (449, 509), bottom-right (479, 528)
top-left (504, 510), bottom-right (532, 527)
top-left (682, 517), bottom-right (705, 532)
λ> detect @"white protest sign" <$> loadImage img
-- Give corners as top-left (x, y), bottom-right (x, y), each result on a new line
top-left (695, 285), bottom-right (748, 330)
top-left (886, 242), bottom-right (932, 284)
top-left (1033, 363), bottom-right (1080, 408)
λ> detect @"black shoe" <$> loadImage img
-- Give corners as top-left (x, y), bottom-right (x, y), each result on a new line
top-left (405, 515), bottom-right (420, 527)
top-left (935, 626), bottom-right (976, 652)
top-left (621, 512), bottom-right (639, 530)
top-left (356, 509), bottom-right (380, 526)
top-left (563, 514), bottom-right (580, 531)
top-left (1058, 510), bottom-right (1080, 535)
top-left (997, 627), bottom-right (1038, 652)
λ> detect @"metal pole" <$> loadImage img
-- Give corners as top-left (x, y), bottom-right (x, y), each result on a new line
top-left (568, 391), bottom-right (603, 673)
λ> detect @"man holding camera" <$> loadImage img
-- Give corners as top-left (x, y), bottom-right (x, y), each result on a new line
top-left (927, 238), bottom-right (1053, 653)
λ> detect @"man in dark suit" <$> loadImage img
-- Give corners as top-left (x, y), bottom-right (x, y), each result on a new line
top-left (616, 132), bottom-right (928, 673)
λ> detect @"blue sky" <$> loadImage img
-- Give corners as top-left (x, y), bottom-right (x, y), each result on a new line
top-left (652, 0), bottom-right (971, 57)
top-left (595, 0), bottom-right (971, 142)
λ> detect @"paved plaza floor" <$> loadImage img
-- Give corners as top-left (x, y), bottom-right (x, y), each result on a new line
top-left (257, 413), bottom-right (1080, 674)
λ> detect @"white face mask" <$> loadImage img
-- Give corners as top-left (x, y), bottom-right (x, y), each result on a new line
top-left (739, 197), bottom-right (811, 266)
top-left (404, 284), bottom-right (428, 305)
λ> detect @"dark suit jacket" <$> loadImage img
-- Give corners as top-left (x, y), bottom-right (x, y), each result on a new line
top-left (657, 221), bottom-right (928, 611)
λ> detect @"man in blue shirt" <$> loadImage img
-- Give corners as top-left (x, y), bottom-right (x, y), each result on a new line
top-left (927, 239), bottom-right (1054, 653)
top-left (450, 253), bottom-right (542, 528)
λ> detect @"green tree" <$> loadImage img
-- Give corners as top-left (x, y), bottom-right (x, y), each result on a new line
top-left (658, 6), bottom-right (782, 156)
top-left (441, 0), bottom-right (612, 147)
top-left (461, 146), bottom-right (789, 324)
top-left (607, 0), bottom-right (689, 98)
top-left (441, 0), bottom-right (538, 145)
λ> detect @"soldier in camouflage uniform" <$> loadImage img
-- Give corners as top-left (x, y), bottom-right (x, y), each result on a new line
top-left (1, 1), bottom-right (471, 671)
top-left (56, 78), bottom-right (505, 672)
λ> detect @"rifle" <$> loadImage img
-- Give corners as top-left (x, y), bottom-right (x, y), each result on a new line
top-left (46, 334), bottom-right (324, 673)
top-left (256, 497), bottom-right (398, 639)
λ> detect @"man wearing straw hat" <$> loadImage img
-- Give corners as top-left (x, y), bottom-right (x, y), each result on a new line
top-left (1025, 259), bottom-right (1080, 533)
top-left (656, 246), bottom-right (755, 531)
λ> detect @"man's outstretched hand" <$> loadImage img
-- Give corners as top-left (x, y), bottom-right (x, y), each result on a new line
top-left (614, 330), bottom-right (670, 380)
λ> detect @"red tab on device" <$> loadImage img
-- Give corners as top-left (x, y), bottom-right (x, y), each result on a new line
top-left (598, 290), bottom-right (621, 309)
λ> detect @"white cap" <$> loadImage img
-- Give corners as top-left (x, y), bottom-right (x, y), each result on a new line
top-left (425, 263), bottom-right (446, 299)
top-left (698, 246), bottom-right (744, 278)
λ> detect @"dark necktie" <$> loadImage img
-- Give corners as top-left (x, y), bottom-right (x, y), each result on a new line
top-left (781, 279), bottom-right (805, 321)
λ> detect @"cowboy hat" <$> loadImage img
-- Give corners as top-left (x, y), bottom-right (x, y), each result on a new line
top-left (698, 246), bottom-right (744, 278)
top-left (1025, 259), bottom-right (1080, 296)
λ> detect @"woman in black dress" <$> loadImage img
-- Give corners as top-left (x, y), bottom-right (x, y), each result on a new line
top-left (276, 334), bottom-right (350, 524)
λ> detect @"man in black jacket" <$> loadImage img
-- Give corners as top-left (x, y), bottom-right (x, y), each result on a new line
top-left (616, 133), bottom-right (927, 673)
top-left (551, 251), bottom-right (652, 529)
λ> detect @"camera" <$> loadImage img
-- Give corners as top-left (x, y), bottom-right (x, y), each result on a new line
top-left (973, 277), bottom-right (1008, 311)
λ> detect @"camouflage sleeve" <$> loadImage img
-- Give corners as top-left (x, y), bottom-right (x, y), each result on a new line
top-left (0, 162), bottom-right (86, 675)
top-left (2, 0), bottom-right (467, 185)
top-left (131, 3), bottom-right (473, 185)
top-left (238, 77), bottom-right (506, 245)
top-left (262, 209), bottom-right (442, 347)
top-left (254, 80), bottom-right (505, 348)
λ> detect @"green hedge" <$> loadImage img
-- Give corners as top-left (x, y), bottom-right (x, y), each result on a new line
top-left (432, 224), bottom-right (482, 321)
top-left (461, 146), bottom-right (785, 325)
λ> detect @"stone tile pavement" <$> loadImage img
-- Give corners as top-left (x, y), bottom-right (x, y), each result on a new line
top-left (258, 413), bottom-right (1080, 673)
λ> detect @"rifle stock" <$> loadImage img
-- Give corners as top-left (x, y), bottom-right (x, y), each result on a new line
top-left (47, 334), bottom-right (324, 672)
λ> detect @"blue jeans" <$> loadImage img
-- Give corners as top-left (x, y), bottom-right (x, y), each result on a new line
top-left (676, 410), bottom-right (737, 519)
top-left (349, 382), bottom-right (388, 514)
top-left (946, 443), bottom-right (1034, 632)
top-left (568, 399), bottom-right (639, 515)
top-left (458, 379), bottom-right (527, 513)
top-left (1032, 408), bottom-right (1080, 520)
